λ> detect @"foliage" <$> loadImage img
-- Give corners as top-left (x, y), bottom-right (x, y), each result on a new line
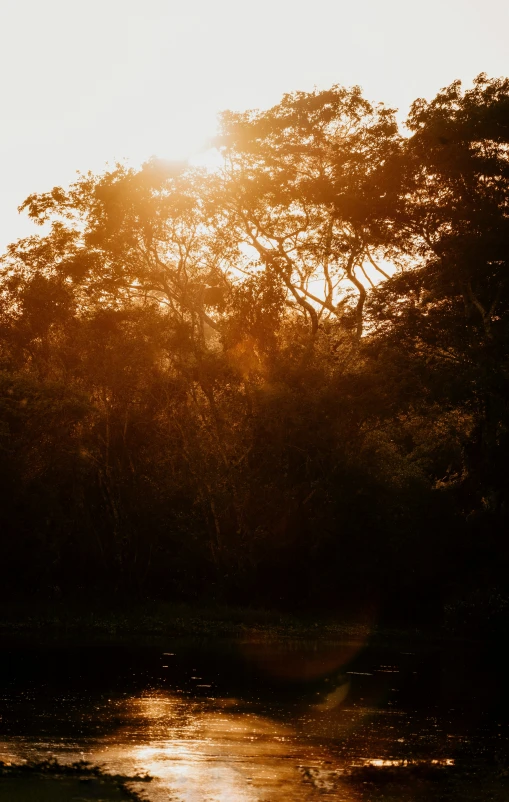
top-left (1, 74), bottom-right (509, 625)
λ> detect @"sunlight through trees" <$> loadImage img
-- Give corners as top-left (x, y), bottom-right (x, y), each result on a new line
top-left (1, 75), bottom-right (509, 627)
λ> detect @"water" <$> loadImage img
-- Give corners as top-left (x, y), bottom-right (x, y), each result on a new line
top-left (0, 635), bottom-right (508, 800)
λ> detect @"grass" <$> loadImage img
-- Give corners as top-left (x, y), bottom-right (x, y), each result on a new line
top-left (0, 598), bottom-right (380, 643)
top-left (0, 597), bottom-right (483, 647)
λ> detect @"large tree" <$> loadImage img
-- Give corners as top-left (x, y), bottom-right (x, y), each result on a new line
top-left (214, 85), bottom-right (401, 341)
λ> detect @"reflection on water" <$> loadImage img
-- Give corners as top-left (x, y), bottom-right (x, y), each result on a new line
top-left (129, 701), bottom-right (315, 801)
top-left (0, 637), bottom-right (507, 800)
top-left (361, 757), bottom-right (455, 767)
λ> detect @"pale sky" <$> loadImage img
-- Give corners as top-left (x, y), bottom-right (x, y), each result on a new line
top-left (1, 0), bottom-right (508, 251)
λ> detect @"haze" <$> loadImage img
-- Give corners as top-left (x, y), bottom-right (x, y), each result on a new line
top-left (1, 0), bottom-right (507, 251)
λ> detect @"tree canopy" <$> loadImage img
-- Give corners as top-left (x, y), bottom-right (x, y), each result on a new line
top-left (1, 74), bottom-right (509, 629)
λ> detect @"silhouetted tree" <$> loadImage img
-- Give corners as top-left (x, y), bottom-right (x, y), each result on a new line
top-left (0, 75), bottom-right (508, 627)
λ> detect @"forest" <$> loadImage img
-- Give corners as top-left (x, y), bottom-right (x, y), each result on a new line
top-left (1, 73), bottom-right (508, 630)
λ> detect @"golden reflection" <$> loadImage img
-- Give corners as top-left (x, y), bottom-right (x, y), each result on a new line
top-left (0, 685), bottom-right (458, 802)
top-left (360, 757), bottom-right (455, 767)
top-left (0, 644), bottom-right (457, 802)
top-left (123, 691), bottom-right (359, 801)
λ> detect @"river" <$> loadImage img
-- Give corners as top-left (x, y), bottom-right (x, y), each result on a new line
top-left (0, 634), bottom-right (508, 800)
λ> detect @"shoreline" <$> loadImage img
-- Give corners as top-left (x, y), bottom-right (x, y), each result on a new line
top-left (0, 599), bottom-right (483, 645)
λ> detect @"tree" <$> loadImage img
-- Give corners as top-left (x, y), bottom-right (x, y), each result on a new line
top-left (214, 85), bottom-right (401, 342)
top-left (15, 161), bottom-right (235, 346)
top-left (364, 74), bottom-right (509, 609)
top-left (1, 75), bottom-right (509, 626)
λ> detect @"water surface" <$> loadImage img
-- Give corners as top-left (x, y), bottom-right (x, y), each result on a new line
top-left (1, 635), bottom-right (507, 800)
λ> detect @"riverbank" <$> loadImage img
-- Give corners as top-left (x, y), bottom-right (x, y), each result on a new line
top-left (0, 598), bottom-right (479, 645)
top-left (0, 599), bottom-right (375, 641)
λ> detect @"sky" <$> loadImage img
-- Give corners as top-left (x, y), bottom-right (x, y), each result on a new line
top-left (0, 0), bottom-right (508, 251)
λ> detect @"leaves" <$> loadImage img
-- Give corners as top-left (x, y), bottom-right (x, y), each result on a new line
top-left (1, 76), bottom-right (509, 619)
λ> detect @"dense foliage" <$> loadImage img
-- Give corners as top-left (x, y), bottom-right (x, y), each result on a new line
top-left (2, 74), bottom-right (509, 627)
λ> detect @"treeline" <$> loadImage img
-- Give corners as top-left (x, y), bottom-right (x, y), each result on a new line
top-left (1, 75), bottom-right (508, 627)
